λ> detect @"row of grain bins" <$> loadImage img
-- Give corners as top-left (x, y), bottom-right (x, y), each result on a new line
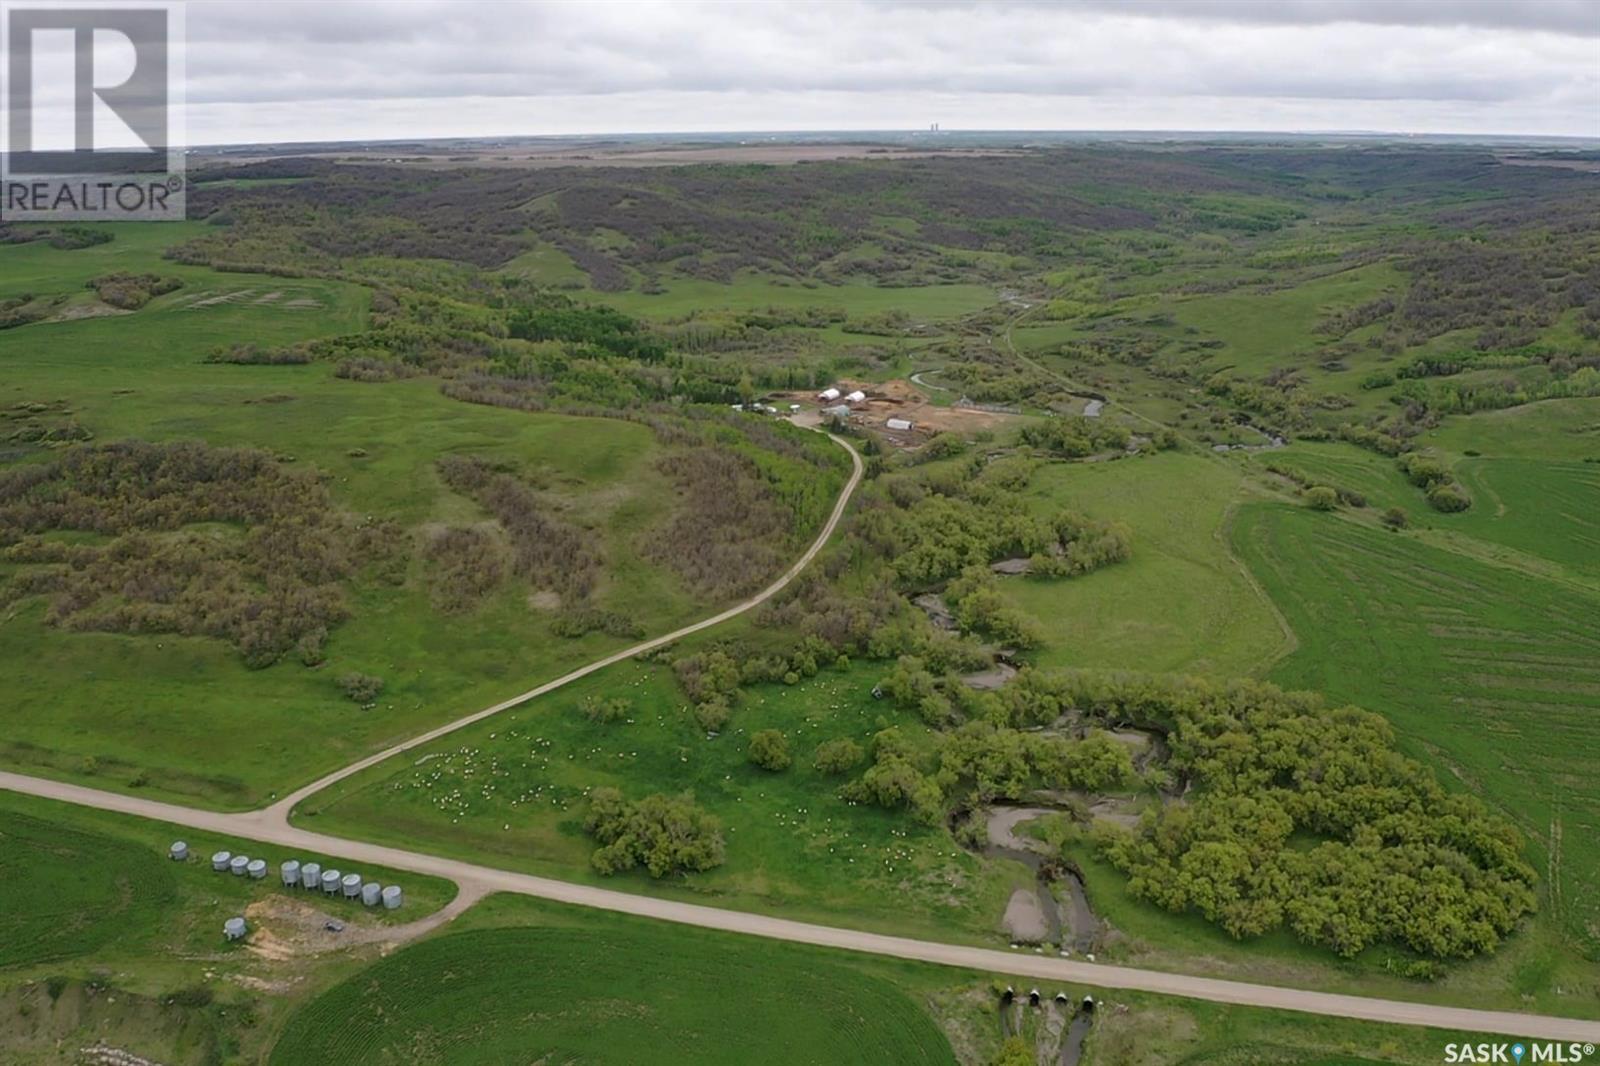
top-left (168, 840), bottom-right (403, 940)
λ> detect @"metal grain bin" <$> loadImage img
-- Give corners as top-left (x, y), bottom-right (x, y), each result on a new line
top-left (381, 885), bottom-right (403, 910)
top-left (361, 882), bottom-right (381, 906)
top-left (300, 861), bottom-right (321, 889)
top-left (280, 859), bottom-right (301, 887)
top-left (320, 868), bottom-right (341, 894)
top-left (223, 917), bottom-right (247, 941)
top-left (246, 859), bottom-right (267, 880)
top-left (341, 873), bottom-right (362, 897)
top-left (211, 850), bottom-right (231, 871)
top-left (169, 841), bottom-right (188, 861)
top-left (229, 855), bottom-right (250, 876)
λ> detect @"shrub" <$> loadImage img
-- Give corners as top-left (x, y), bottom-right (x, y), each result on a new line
top-left (813, 737), bottom-right (864, 775)
top-left (1426, 482), bottom-right (1471, 512)
top-left (337, 672), bottom-right (384, 704)
top-left (584, 787), bottom-right (725, 878)
top-left (1304, 486), bottom-right (1339, 511)
top-left (1399, 452), bottom-right (1449, 488)
top-left (693, 698), bottom-right (730, 733)
top-left (0, 440), bottom-right (386, 668)
top-left (748, 729), bottom-right (791, 771)
top-left (1335, 487), bottom-right (1367, 508)
top-left (1381, 506), bottom-right (1409, 529)
top-left (580, 696), bottom-right (632, 724)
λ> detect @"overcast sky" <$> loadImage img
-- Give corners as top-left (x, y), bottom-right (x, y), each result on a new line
top-left (69, 0), bottom-right (1600, 143)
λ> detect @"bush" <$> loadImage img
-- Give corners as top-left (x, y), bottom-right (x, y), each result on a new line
top-left (1381, 506), bottom-right (1409, 529)
top-left (580, 696), bottom-right (632, 724)
top-left (748, 729), bottom-right (791, 771)
top-left (1399, 452), bottom-right (1449, 488)
top-left (693, 698), bottom-right (730, 733)
top-left (1335, 487), bottom-right (1367, 508)
top-left (337, 672), bottom-right (384, 704)
top-left (0, 440), bottom-right (386, 668)
top-left (584, 787), bottom-right (725, 878)
top-left (813, 737), bottom-right (864, 775)
top-left (1426, 482), bottom-right (1471, 512)
top-left (1304, 486), bottom-right (1339, 511)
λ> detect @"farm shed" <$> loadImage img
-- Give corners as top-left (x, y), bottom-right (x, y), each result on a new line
top-left (845, 390), bottom-right (867, 404)
top-left (818, 387), bottom-right (841, 401)
top-left (886, 417), bottom-right (913, 431)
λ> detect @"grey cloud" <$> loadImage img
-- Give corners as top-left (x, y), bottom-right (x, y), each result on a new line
top-left (967, 1), bottom-right (1600, 36)
top-left (172, 0), bottom-right (1599, 138)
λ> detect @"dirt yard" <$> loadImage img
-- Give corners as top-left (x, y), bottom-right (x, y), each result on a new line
top-left (777, 377), bottom-right (1018, 447)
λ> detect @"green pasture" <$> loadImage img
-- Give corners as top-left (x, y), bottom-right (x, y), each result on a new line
top-left (1428, 397), bottom-right (1600, 461)
top-left (298, 658), bottom-right (1023, 943)
top-left (1001, 450), bottom-right (1289, 677)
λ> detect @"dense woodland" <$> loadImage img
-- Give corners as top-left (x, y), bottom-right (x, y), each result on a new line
top-left (0, 441), bottom-right (400, 668)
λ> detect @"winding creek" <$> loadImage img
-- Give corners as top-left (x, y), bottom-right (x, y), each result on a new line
top-left (977, 805), bottom-right (1103, 1063)
top-left (983, 806), bottom-right (1100, 954)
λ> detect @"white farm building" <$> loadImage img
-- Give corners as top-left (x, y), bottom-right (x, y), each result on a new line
top-left (845, 390), bottom-right (867, 404)
top-left (886, 417), bottom-right (914, 431)
top-left (818, 387), bottom-right (842, 402)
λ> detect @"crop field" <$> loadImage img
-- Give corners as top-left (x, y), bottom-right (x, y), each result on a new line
top-left (1445, 458), bottom-right (1600, 580)
top-left (270, 924), bottom-right (957, 1065)
top-left (1233, 503), bottom-right (1600, 962)
top-left (1002, 451), bottom-right (1289, 677)
top-left (303, 657), bottom-right (1022, 942)
top-left (269, 893), bottom-right (1456, 1066)
top-left (0, 811), bottom-right (177, 969)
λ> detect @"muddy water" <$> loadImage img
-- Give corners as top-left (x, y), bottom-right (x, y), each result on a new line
top-left (982, 807), bottom-right (1101, 953)
top-left (1060, 1008), bottom-right (1092, 1066)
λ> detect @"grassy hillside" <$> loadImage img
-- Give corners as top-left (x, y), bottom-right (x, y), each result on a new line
top-left (0, 227), bottom-right (845, 808)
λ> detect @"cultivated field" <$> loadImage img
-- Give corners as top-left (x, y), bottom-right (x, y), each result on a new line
top-left (271, 924), bottom-right (958, 1065)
